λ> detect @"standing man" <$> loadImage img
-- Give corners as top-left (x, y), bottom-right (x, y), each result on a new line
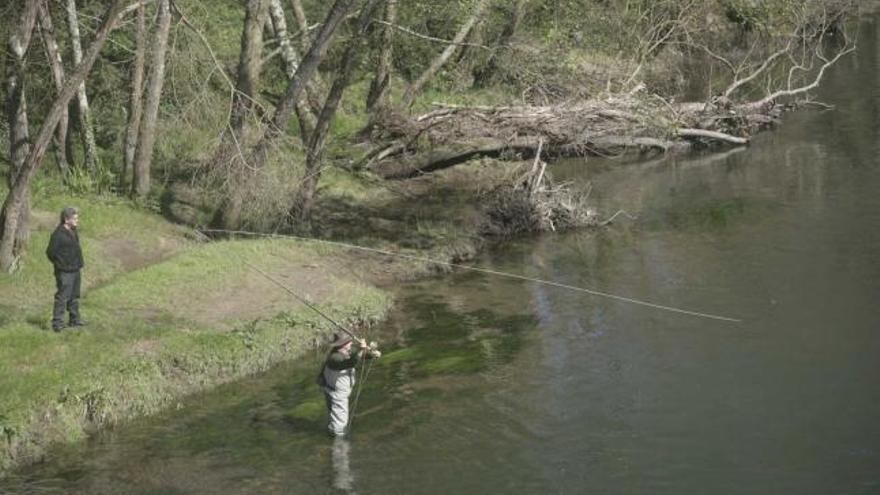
top-left (318, 332), bottom-right (381, 436)
top-left (46, 207), bottom-right (85, 332)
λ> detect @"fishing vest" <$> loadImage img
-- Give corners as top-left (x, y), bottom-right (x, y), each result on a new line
top-left (321, 365), bottom-right (355, 394)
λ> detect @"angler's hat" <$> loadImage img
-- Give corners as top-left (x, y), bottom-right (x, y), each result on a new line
top-left (329, 332), bottom-right (352, 348)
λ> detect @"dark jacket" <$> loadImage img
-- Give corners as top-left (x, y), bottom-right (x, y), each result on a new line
top-left (317, 348), bottom-right (370, 391)
top-left (325, 349), bottom-right (363, 371)
top-left (46, 225), bottom-right (84, 272)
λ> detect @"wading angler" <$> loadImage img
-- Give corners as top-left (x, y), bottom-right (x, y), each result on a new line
top-left (318, 332), bottom-right (381, 437)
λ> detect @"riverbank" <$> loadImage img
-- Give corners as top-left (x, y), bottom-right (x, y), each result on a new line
top-left (0, 189), bottom-right (388, 475)
top-left (0, 159), bottom-right (517, 476)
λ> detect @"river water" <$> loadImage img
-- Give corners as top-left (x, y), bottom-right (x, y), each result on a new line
top-left (5, 16), bottom-right (880, 495)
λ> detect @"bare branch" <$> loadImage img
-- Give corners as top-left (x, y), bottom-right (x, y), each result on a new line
top-left (676, 128), bottom-right (748, 145)
top-left (371, 19), bottom-right (490, 49)
top-left (743, 42), bottom-right (855, 111)
top-left (722, 38), bottom-right (794, 99)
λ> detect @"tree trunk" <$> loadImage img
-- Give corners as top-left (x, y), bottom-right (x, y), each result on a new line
top-left (293, 0), bottom-right (381, 221)
top-left (401, 0), bottom-right (489, 109)
top-left (274, 0), bottom-right (326, 116)
top-left (3, 0), bottom-right (40, 270)
top-left (454, 7), bottom-right (486, 85)
top-left (122, 1), bottom-right (146, 189)
top-left (216, 0), bottom-right (268, 229)
top-left (473, 0), bottom-right (526, 87)
top-left (1, 0), bottom-right (124, 272)
top-left (268, 0), bottom-right (317, 142)
top-left (288, 0), bottom-right (311, 49)
top-left (268, 0), bottom-right (297, 81)
top-left (65, 0), bottom-right (101, 173)
top-left (230, 0), bottom-right (267, 137)
top-left (65, 112), bottom-right (77, 168)
top-left (132, 0), bottom-right (172, 199)
top-left (366, 0), bottom-right (396, 116)
top-left (37, 0), bottom-right (70, 175)
top-left (249, 0), bottom-right (359, 172)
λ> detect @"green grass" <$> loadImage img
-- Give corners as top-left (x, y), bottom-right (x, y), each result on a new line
top-left (0, 174), bottom-right (195, 311)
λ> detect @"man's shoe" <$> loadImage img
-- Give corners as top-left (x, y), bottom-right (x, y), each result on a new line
top-left (69, 320), bottom-right (86, 327)
top-left (52, 325), bottom-right (65, 333)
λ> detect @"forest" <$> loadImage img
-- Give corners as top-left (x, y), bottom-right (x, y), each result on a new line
top-left (0, 0), bottom-right (856, 272)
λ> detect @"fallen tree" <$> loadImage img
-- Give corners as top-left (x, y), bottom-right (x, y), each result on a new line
top-left (367, 8), bottom-right (855, 180)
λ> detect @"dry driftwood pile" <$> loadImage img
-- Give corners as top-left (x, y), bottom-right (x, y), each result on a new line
top-left (367, 92), bottom-right (781, 180)
top-left (365, 27), bottom-right (854, 180)
top-left (480, 139), bottom-right (599, 236)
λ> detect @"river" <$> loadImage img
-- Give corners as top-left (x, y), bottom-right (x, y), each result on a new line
top-left (3, 14), bottom-right (880, 495)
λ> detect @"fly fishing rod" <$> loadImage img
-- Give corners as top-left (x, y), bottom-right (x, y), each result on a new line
top-left (242, 259), bottom-right (379, 435)
top-left (241, 260), bottom-right (362, 341)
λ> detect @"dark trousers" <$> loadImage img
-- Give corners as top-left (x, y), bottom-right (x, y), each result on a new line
top-left (52, 270), bottom-right (81, 329)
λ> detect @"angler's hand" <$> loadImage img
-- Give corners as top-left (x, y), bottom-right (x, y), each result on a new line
top-left (357, 338), bottom-right (367, 348)
top-left (367, 341), bottom-right (381, 358)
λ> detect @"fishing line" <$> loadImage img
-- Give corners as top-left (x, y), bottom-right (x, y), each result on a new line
top-left (242, 257), bottom-right (376, 432)
top-left (203, 228), bottom-right (741, 323)
top-left (347, 356), bottom-right (375, 432)
top-left (241, 260), bottom-right (361, 340)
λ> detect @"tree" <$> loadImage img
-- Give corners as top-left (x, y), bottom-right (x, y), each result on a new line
top-left (288, 0), bottom-right (311, 49)
top-left (230, 0), bottom-right (267, 137)
top-left (122, 1), bottom-right (146, 189)
top-left (267, 0), bottom-right (317, 142)
top-left (401, 0), bottom-right (490, 109)
top-left (3, 0), bottom-right (40, 271)
top-left (64, 0), bottom-right (101, 173)
top-left (277, 0), bottom-right (326, 116)
top-left (37, 0), bottom-right (70, 174)
top-left (473, 0), bottom-right (527, 87)
top-left (216, 0), bottom-right (268, 229)
top-left (292, 0), bottom-right (382, 220)
top-left (366, 0), bottom-right (396, 117)
top-left (132, 0), bottom-right (172, 199)
top-left (1, 0), bottom-right (126, 272)
top-left (242, 0), bottom-right (360, 183)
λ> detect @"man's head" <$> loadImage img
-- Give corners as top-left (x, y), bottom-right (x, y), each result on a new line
top-left (60, 207), bottom-right (79, 229)
top-left (330, 333), bottom-right (353, 352)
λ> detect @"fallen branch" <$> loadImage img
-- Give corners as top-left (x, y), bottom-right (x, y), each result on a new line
top-left (676, 128), bottom-right (748, 145)
top-left (600, 209), bottom-right (637, 226)
top-left (526, 138), bottom-right (545, 197)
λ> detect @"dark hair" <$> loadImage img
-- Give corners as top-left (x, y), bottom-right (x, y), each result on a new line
top-left (60, 207), bottom-right (78, 224)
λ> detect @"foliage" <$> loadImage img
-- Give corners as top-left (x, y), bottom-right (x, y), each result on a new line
top-left (0, 0), bottom-right (856, 234)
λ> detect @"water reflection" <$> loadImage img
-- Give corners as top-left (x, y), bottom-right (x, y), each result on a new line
top-left (331, 438), bottom-right (355, 493)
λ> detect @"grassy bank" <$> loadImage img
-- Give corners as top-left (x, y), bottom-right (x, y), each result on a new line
top-left (0, 187), bottom-right (391, 475)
